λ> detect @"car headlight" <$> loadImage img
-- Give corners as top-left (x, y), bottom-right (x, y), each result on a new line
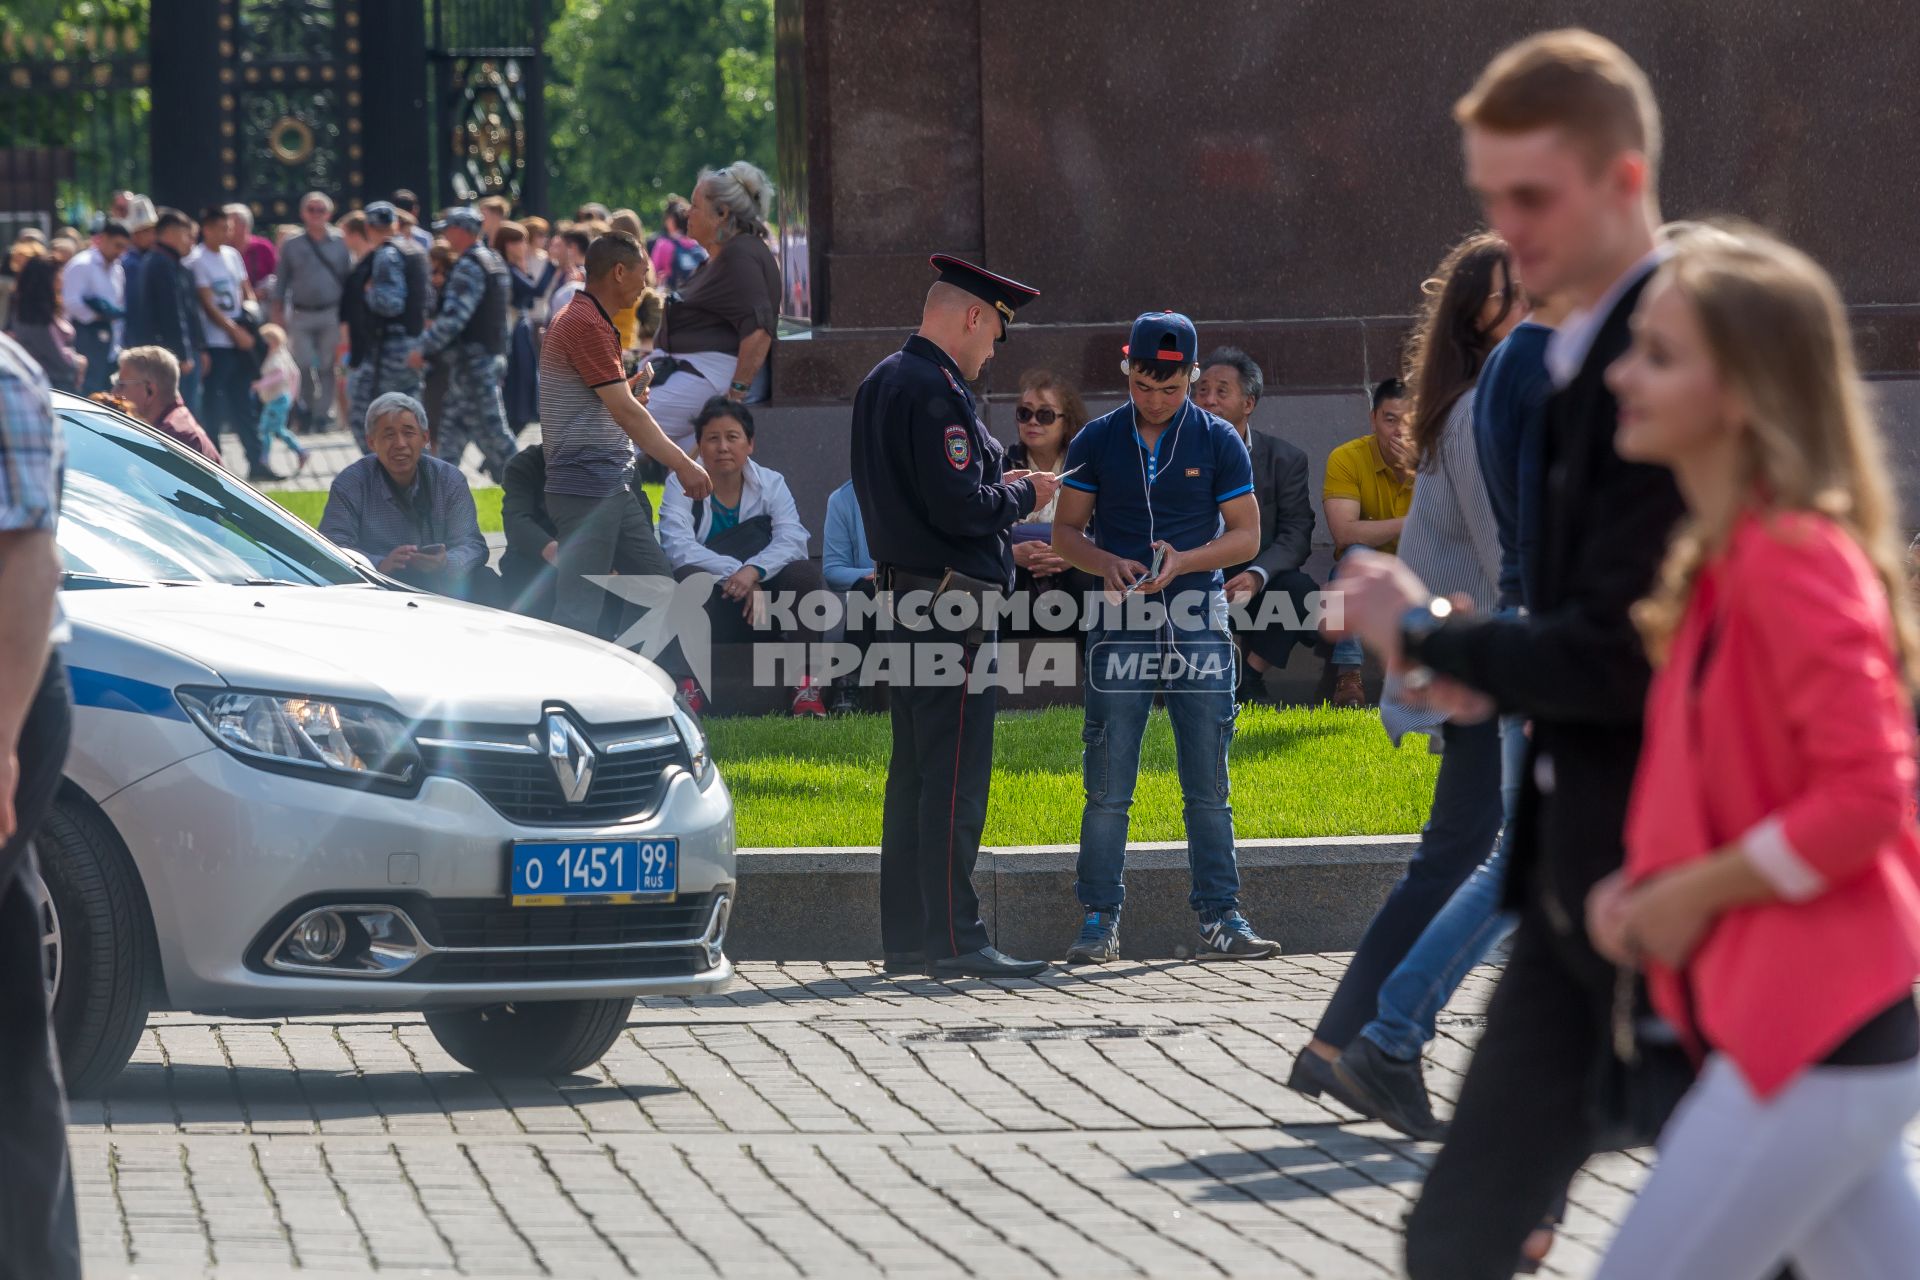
top-left (177, 688), bottom-right (422, 788)
top-left (671, 706), bottom-right (716, 787)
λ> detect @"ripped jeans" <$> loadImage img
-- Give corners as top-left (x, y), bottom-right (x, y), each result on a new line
top-left (1075, 593), bottom-right (1242, 916)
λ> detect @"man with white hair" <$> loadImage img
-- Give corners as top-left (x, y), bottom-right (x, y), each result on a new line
top-left (224, 202), bottom-right (276, 290)
top-left (318, 391), bottom-right (489, 599)
top-left (275, 191), bottom-right (350, 433)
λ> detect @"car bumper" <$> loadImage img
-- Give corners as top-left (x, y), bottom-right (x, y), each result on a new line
top-left (101, 748), bottom-right (737, 1014)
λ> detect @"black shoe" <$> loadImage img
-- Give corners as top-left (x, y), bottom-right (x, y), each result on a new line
top-left (828, 684), bottom-right (860, 716)
top-left (1285, 1048), bottom-right (1378, 1119)
top-left (248, 465), bottom-right (285, 483)
top-left (931, 947), bottom-right (1048, 980)
top-left (1331, 1038), bottom-right (1449, 1141)
top-left (881, 951), bottom-right (925, 974)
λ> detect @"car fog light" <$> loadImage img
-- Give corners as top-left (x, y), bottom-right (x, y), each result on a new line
top-left (290, 911), bottom-right (347, 963)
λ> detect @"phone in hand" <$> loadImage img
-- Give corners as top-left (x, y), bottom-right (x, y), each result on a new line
top-left (1125, 544), bottom-right (1167, 595)
top-left (417, 543), bottom-right (446, 556)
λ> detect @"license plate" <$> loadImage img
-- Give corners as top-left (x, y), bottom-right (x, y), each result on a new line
top-left (510, 839), bottom-right (677, 906)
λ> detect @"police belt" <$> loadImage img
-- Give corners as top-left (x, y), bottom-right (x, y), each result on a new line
top-left (880, 566), bottom-right (1000, 644)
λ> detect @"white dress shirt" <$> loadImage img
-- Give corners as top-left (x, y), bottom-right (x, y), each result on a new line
top-left (61, 245), bottom-right (126, 332)
top-left (1544, 245), bottom-right (1669, 389)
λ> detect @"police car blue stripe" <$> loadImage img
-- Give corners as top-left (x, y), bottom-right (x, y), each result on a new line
top-left (67, 666), bottom-right (190, 721)
top-left (1215, 482), bottom-right (1254, 502)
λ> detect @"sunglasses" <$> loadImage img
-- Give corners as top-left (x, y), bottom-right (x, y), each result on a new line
top-left (1014, 405), bottom-right (1060, 426)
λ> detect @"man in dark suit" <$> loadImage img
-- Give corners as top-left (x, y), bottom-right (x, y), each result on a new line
top-left (1198, 345), bottom-right (1320, 702)
top-left (1194, 347), bottom-right (1318, 702)
top-left (1326, 31), bottom-right (1686, 1278)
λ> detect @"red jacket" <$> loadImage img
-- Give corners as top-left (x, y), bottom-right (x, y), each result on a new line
top-left (1625, 509), bottom-right (1920, 1099)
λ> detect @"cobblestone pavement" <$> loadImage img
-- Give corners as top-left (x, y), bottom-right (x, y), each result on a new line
top-left (234, 424), bottom-right (531, 494)
top-left (60, 956), bottom-right (1783, 1279)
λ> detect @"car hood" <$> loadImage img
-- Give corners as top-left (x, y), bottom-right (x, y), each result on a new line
top-left (63, 584), bottom-right (677, 727)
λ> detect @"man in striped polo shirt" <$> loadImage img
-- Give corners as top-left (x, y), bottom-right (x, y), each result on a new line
top-left (540, 230), bottom-right (710, 640)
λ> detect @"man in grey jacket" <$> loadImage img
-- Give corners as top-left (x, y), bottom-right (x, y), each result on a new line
top-left (1194, 347), bottom-right (1320, 701)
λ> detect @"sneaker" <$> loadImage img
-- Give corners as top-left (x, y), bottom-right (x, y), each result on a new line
top-left (791, 681), bottom-right (827, 718)
top-left (1331, 1037), bottom-right (1448, 1142)
top-left (1197, 910), bottom-right (1278, 961)
top-left (1064, 910), bottom-right (1120, 964)
top-left (1331, 667), bottom-right (1367, 709)
top-left (293, 450), bottom-right (309, 474)
top-left (677, 678), bottom-right (707, 716)
top-left (827, 682), bottom-right (860, 715)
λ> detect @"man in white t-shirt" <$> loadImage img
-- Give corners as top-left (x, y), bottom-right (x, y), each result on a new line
top-left (188, 204), bottom-right (273, 480)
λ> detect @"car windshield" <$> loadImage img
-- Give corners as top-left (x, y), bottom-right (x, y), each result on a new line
top-left (54, 404), bottom-right (366, 588)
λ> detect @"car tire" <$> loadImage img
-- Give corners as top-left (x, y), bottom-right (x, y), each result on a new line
top-left (36, 795), bottom-right (156, 1097)
top-left (424, 998), bottom-right (632, 1077)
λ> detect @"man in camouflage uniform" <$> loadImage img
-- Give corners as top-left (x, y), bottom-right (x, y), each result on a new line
top-left (409, 207), bottom-right (516, 482)
top-left (342, 202), bottom-right (427, 451)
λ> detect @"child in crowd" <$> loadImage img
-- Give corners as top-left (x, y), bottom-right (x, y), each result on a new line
top-left (250, 323), bottom-right (309, 473)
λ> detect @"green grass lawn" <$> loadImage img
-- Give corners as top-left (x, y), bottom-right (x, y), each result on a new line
top-left (271, 483), bottom-right (666, 537)
top-left (709, 704), bottom-right (1438, 848)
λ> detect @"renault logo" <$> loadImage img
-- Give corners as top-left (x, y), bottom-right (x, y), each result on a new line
top-left (542, 712), bottom-right (595, 803)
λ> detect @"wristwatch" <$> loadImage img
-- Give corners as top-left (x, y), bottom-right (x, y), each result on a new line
top-left (1398, 596), bottom-right (1454, 685)
top-left (728, 380), bottom-right (750, 395)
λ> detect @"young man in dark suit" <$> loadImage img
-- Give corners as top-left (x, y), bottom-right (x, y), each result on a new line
top-left (1193, 347), bottom-right (1319, 701)
top-left (1326, 30), bottom-right (1686, 1278)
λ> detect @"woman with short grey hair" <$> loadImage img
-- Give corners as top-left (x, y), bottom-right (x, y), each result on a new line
top-left (643, 159), bottom-right (783, 452)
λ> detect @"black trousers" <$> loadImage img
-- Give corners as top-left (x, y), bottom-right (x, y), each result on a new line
top-left (0, 656), bottom-right (80, 1280)
top-left (879, 629), bottom-right (996, 960)
top-left (1233, 567), bottom-right (1322, 669)
top-left (73, 322), bottom-right (113, 396)
top-left (1403, 902), bottom-right (1610, 1279)
top-left (1311, 718), bottom-right (1504, 1048)
top-left (203, 347), bottom-right (264, 469)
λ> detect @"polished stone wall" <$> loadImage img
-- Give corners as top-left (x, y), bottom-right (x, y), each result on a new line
top-left (774, 0), bottom-right (1920, 408)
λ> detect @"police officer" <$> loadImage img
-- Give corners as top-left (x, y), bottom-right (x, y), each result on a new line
top-left (409, 207), bottom-right (518, 482)
top-left (342, 201), bottom-right (426, 451)
top-left (850, 255), bottom-right (1057, 980)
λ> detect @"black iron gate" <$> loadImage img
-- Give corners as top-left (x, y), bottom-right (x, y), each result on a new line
top-left (0, 22), bottom-right (150, 234)
top-left (429, 0), bottom-right (547, 214)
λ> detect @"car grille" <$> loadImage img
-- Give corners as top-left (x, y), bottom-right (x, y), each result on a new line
top-left (417, 720), bottom-right (688, 826)
top-left (409, 893), bottom-right (722, 984)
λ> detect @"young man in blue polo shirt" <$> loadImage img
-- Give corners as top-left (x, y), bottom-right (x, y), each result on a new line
top-left (1051, 312), bottom-right (1279, 962)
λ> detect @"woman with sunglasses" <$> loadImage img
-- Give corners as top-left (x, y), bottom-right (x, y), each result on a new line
top-left (1005, 369), bottom-right (1096, 616)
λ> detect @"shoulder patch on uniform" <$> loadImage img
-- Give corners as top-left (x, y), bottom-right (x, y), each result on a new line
top-left (944, 425), bottom-right (972, 470)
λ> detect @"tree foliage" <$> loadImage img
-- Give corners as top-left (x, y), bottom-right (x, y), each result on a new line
top-left (544, 0), bottom-right (775, 227)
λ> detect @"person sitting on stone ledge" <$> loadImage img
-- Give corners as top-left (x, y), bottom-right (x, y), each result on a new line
top-left (1194, 346), bottom-right (1320, 704)
top-left (658, 397), bottom-right (830, 717)
top-left (1322, 378), bottom-right (1416, 707)
top-left (822, 477), bottom-right (875, 715)
top-left (319, 391), bottom-right (492, 602)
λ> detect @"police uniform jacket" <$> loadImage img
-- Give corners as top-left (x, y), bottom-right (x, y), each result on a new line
top-left (850, 334), bottom-right (1034, 589)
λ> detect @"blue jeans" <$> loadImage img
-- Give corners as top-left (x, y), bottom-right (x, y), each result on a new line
top-left (1330, 546), bottom-right (1365, 667)
top-left (1360, 713), bottom-right (1527, 1060)
top-left (1076, 592), bottom-right (1241, 916)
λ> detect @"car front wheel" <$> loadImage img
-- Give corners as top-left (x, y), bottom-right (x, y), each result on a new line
top-left (35, 796), bottom-right (156, 1097)
top-left (424, 998), bottom-right (632, 1077)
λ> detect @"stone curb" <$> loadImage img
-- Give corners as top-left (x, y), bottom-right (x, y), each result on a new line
top-left (730, 834), bottom-right (1418, 960)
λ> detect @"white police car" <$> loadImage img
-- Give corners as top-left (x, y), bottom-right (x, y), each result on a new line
top-left (41, 392), bottom-right (733, 1093)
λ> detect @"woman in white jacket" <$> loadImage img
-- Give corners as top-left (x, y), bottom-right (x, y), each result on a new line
top-left (658, 397), bottom-right (831, 715)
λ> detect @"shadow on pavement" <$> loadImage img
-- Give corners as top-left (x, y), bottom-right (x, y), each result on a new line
top-left (1132, 1129), bottom-right (1427, 1203)
top-left (98, 1060), bottom-right (678, 1121)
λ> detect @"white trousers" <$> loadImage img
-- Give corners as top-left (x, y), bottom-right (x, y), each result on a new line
top-left (647, 350), bottom-right (736, 455)
top-left (1596, 1051), bottom-right (1920, 1280)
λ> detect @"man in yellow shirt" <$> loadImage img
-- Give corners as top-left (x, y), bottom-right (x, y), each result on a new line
top-left (1322, 378), bottom-right (1414, 706)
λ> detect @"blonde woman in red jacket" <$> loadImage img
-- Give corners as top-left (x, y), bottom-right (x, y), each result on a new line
top-left (1586, 225), bottom-right (1920, 1279)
